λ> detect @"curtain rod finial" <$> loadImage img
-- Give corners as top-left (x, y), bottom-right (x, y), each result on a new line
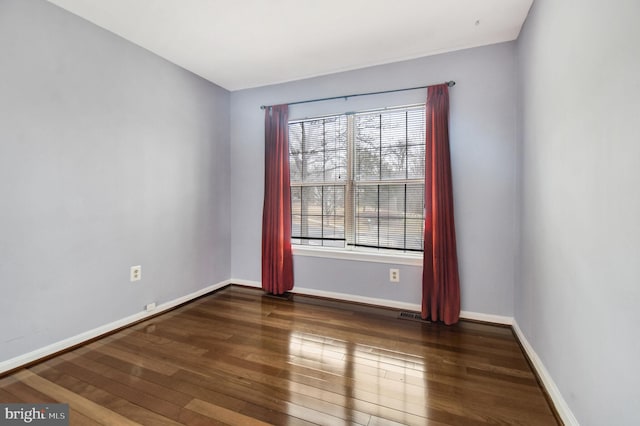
top-left (447, 81), bottom-right (456, 87)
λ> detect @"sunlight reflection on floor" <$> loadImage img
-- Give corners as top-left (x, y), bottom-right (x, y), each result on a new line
top-left (287, 331), bottom-right (428, 423)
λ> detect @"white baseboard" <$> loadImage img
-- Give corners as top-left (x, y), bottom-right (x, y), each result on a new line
top-left (230, 278), bottom-right (261, 288)
top-left (0, 279), bottom-right (232, 375)
top-left (230, 278), bottom-right (422, 311)
top-left (460, 310), bottom-right (513, 325)
top-left (512, 320), bottom-right (578, 425)
top-left (294, 286), bottom-right (423, 312)
top-left (231, 279), bottom-right (513, 325)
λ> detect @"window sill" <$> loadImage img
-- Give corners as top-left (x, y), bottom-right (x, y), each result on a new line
top-left (292, 245), bottom-right (423, 266)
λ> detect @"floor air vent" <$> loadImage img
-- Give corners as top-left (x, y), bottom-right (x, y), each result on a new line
top-left (398, 311), bottom-right (430, 322)
top-left (263, 292), bottom-right (293, 301)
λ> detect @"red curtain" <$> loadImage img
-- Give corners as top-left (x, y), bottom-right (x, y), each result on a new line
top-left (262, 104), bottom-right (294, 294)
top-left (422, 84), bottom-right (460, 325)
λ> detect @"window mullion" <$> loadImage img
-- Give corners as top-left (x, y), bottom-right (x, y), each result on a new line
top-left (378, 114), bottom-right (382, 249)
top-left (301, 122), bottom-right (307, 245)
top-left (404, 111), bottom-right (408, 250)
top-left (322, 121), bottom-right (326, 246)
top-left (321, 186), bottom-right (325, 244)
top-left (345, 114), bottom-right (354, 247)
top-left (404, 184), bottom-right (407, 251)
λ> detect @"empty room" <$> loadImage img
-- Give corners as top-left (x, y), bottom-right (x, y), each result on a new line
top-left (1, 0), bottom-right (638, 425)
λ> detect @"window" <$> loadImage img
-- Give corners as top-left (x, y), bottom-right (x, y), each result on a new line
top-left (289, 105), bottom-right (425, 253)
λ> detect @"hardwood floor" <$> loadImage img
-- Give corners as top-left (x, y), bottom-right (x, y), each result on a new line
top-left (0, 286), bottom-right (559, 425)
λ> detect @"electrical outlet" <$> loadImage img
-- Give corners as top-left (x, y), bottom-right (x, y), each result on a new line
top-left (145, 302), bottom-right (156, 312)
top-left (130, 265), bottom-right (141, 282)
top-left (389, 268), bottom-right (400, 282)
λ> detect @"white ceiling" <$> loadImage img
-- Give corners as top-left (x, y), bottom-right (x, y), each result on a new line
top-left (46, 0), bottom-right (533, 91)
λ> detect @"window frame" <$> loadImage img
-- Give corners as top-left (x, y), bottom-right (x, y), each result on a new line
top-left (288, 103), bottom-right (425, 264)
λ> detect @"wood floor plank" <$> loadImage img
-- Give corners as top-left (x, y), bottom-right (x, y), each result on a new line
top-left (88, 347), bottom-right (371, 425)
top-left (186, 398), bottom-right (283, 426)
top-left (68, 408), bottom-right (103, 426)
top-left (10, 370), bottom-right (141, 425)
top-left (0, 285), bottom-right (558, 425)
top-left (86, 341), bottom-right (182, 376)
top-left (1, 376), bottom-right (62, 404)
top-left (32, 364), bottom-right (185, 426)
top-left (43, 359), bottom-right (185, 421)
top-left (58, 352), bottom-right (193, 407)
top-left (176, 407), bottom-right (229, 426)
top-left (0, 387), bottom-right (19, 402)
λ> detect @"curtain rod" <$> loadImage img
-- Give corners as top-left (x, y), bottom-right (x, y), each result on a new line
top-left (259, 80), bottom-right (455, 110)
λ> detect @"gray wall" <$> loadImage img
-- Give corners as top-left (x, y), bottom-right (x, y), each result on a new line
top-left (0, 0), bottom-right (230, 362)
top-left (231, 42), bottom-right (518, 316)
top-left (516, 0), bottom-right (640, 424)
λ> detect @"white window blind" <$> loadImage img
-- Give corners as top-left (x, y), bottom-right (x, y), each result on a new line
top-left (289, 105), bottom-right (425, 252)
top-left (289, 115), bottom-right (347, 248)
